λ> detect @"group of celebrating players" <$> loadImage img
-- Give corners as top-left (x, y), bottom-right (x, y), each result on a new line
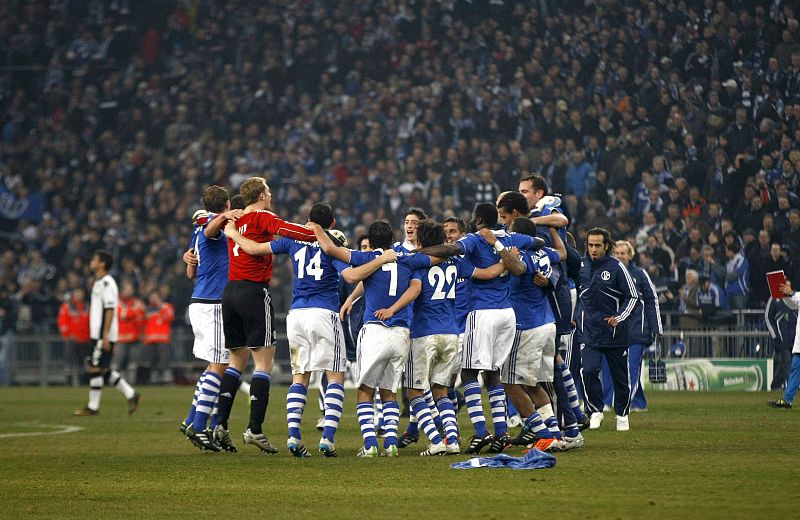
top-left (176, 173), bottom-right (660, 457)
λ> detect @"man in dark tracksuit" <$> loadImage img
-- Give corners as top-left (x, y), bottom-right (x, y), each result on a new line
top-left (575, 228), bottom-right (639, 432)
top-left (765, 296), bottom-right (798, 390)
top-left (602, 240), bottom-right (662, 411)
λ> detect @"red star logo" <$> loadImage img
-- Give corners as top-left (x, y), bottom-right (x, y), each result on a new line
top-left (688, 379), bottom-right (696, 390)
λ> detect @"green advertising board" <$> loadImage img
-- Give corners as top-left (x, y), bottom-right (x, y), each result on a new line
top-left (642, 359), bottom-right (769, 391)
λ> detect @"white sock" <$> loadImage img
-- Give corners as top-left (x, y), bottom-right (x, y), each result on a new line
top-left (88, 376), bottom-right (103, 410)
top-left (109, 370), bottom-right (136, 399)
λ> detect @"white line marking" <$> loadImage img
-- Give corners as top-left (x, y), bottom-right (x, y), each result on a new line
top-left (0, 423), bottom-right (84, 438)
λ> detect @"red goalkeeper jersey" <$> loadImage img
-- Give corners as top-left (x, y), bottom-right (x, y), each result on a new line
top-left (227, 210), bottom-right (316, 284)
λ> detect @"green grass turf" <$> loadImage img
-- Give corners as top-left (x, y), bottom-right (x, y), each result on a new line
top-left (0, 387), bottom-right (797, 519)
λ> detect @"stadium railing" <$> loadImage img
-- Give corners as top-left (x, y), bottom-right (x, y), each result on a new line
top-left (1, 310), bottom-right (773, 386)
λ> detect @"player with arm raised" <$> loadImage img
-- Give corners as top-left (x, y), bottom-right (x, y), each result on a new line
top-left (311, 220), bottom-right (431, 458)
top-left (213, 177), bottom-right (319, 454)
top-left (225, 203), bottom-right (356, 458)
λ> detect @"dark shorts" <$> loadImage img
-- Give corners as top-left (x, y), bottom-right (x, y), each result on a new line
top-left (222, 280), bottom-right (276, 349)
top-left (88, 340), bottom-right (115, 369)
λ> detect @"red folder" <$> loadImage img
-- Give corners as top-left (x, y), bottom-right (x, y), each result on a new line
top-left (767, 270), bottom-right (788, 299)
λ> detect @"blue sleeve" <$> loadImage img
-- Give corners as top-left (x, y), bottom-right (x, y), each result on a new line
top-left (457, 234), bottom-right (476, 255)
top-left (348, 250), bottom-right (374, 267)
top-left (270, 237), bottom-right (292, 255)
top-left (510, 233), bottom-right (536, 250)
top-left (188, 230), bottom-right (199, 251)
top-left (403, 253), bottom-right (432, 270)
top-left (333, 259), bottom-right (350, 273)
top-left (637, 269), bottom-right (663, 336)
top-left (455, 257), bottom-right (476, 279)
top-left (412, 268), bottom-right (424, 282)
top-left (614, 261), bottom-right (639, 322)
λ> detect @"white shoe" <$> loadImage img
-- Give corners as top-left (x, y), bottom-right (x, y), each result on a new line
top-left (589, 412), bottom-right (604, 429)
top-left (357, 445), bottom-right (378, 458)
top-left (420, 441), bottom-right (447, 456)
top-left (616, 415), bottom-right (630, 431)
top-left (602, 404), bottom-right (612, 412)
top-left (242, 429), bottom-right (278, 453)
top-left (445, 441), bottom-right (461, 455)
top-left (563, 433), bottom-right (585, 450)
top-left (507, 414), bottom-right (522, 428)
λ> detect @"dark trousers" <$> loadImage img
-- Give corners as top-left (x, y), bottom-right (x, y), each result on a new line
top-left (773, 349), bottom-right (792, 390)
top-left (583, 345), bottom-right (630, 417)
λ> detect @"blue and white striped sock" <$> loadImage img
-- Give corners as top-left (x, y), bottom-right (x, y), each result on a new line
top-left (322, 382), bottom-right (344, 442)
top-left (286, 383), bottom-right (307, 440)
top-left (406, 413), bottom-right (419, 435)
top-left (436, 397), bottom-right (459, 444)
top-left (184, 374), bottom-right (204, 425)
top-left (209, 402), bottom-right (218, 430)
top-left (410, 397), bottom-right (443, 445)
top-left (374, 395), bottom-right (384, 430)
top-left (487, 385), bottom-right (507, 437)
top-left (423, 390), bottom-right (443, 434)
top-left (192, 371), bottom-right (221, 433)
top-left (538, 403), bottom-right (562, 439)
top-left (382, 400), bottom-right (400, 448)
top-left (561, 361), bottom-right (586, 422)
top-left (357, 402), bottom-right (378, 450)
top-left (447, 385), bottom-right (459, 410)
top-left (524, 411), bottom-right (553, 438)
top-left (463, 381), bottom-right (488, 437)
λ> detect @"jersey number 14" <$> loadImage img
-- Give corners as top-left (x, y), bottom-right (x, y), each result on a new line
top-left (294, 246), bottom-right (324, 281)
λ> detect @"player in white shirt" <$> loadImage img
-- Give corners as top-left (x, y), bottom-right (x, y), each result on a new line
top-left (74, 251), bottom-right (140, 416)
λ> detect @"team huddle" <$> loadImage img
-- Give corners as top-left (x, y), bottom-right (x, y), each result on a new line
top-left (166, 173), bottom-right (661, 457)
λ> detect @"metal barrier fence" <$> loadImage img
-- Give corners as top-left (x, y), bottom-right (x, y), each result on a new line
top-left (0, 309), bottom-right (777, 386)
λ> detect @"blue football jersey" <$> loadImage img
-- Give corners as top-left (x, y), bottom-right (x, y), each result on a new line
top-left (190, 220), bottom-right (229, 300)
top-left (410, 259), bottom-right (460, 338)
top-left (393, 241), bottom-right (415, 253)
top-left (453, 256), bottom-right (476, 333)
top-left (456, 230), bottom-right (537, 310)
top-left (346, 250), bottom-right (431, 329)
top-left (510, 248), bottom-right (559, 330)
top-left (270, 237), bottom-right (348, 313)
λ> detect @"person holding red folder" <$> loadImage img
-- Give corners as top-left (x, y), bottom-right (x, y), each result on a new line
top-left (769, 281), bottom-right (800, 408)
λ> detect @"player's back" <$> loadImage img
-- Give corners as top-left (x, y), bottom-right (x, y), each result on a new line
top-left (411, 260), bottom-right (458, 338)
top-left (192, 218), bottom-right (229, 300)
top-left (349, 249), bottom-right (430, 329)
top-left (509, 249), bottom-right (556, 330)
top-left (271, 237), bottom-right (344, 313)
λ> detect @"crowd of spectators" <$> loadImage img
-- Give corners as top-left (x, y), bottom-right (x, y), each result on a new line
top-left (2, 0), bottom-right (800, 337)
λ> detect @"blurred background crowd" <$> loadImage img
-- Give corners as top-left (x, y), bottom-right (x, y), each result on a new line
top-left (2, 0), bottom-right (800, 345)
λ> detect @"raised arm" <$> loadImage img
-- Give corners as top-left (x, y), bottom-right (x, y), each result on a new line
top-left (204, 209), bottom-right (244, 238)
top-left (479, 229), bottom-right (526, 276)
top-left (549, 227), bottom-right (567, 261)
top-left (416, 243), bottom-right (462, 258)
top-left (267, 213), bottom-right (318, 242)
top-left (340, 249), bottom-right (397, 284)
top-left (225, 221), bottom-right (273, 256)
top-left (472, 261), bottom-right (508, 280)
top-left (309, 222), bottom-right (352, 263)
top-left (374, 279), bottom-right (422, 321)
top-left (531, 212), bottom-right (568, 229)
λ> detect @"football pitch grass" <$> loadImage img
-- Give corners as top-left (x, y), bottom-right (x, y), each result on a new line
top-left (1, 387), bottom-right (797, 519)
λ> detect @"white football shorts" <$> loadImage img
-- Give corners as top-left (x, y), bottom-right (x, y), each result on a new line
top-left (356, 322), bottom-right (410, 392)
top-left (286, 308), bottom-right (347, 374)
top-left (501, 323), bottom-right (556, 385)
top-left (461, 308), bottom-right (516, 371)
top-left (405, 333), bottom-right (459, 390)
top-left (189, 302), bottom-right (230, 364)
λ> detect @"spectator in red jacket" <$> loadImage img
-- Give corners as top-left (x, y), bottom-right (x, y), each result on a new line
top-left (111, 280), bottom-right (145, 383)
top-left (57, 288), bottom-right (90, 386)
top-left (141, 291), bottom-right (174, 384)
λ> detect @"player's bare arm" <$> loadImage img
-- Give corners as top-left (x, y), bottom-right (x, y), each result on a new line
top-left (204, 209), bottom-right (244, 238)
top-left (416, 243), bottom-right (461, 258)
top-left (531, 212), bottom-right (568, 229)
top-left (224, 221), bottom-right (273, 256)
top-left (374, 279), bottom-right (421, 321)
top-left (183, 249), bottom-right (198, 279)
top-left (308, 222), bottom-right (352, 263)
top-left (479, 230), bottom-right (525, 275)
top-left (550, 227), bottom-right (567, 261)
top-left (472, 261), bottom-right (508, 280)
top-left (340, 281), bottom-right (365, 320)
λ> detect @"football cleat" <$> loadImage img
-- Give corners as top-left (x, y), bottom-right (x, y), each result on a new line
top-left (510, 428), bottom-right (538, 446)
top-left (380, 445), bottom-right (399, 457)
top-left (242, 429), bottom-right (278, 453)
top-left (127, 392), bottom-right (141, 415)
top-left (188, 426), bottom-right (221, 452)
top-left (287, 437), bottom-right (311, 458)
top-left (445, 441), bottom-right (461, 455)
top-left (397, 431), bottom-right (419, 448)
top-left (531, 437), bottom-right (564, 452)
top-left (563, 433), bottom-right (585, 451)
top-left (318, 438), bottom-right (337, 458)
top-left (179, 420), bottom-right (189, 436)
top-left (507, 414), bottom-right (522, 428)
top-left (577, 415), bottom-right (591, 431)
top-left (487, 431), bottom-right (512, 453)
top-left (420, 441), bottom-right (447, 456)
top-left (768, 397), bottom-right (792, 409)
top-left (356, 446), bottom-right (378, 458)
top-left (616, 415), bottom-right (630, 431)
top-left (213, 425), bottom-right (238, 453)
top-left (465, 432), bottom-right (494, 454)
top-left (589, 412), bottom-right (604, 429)
top-left (73, 406), bottom-right (98, 416)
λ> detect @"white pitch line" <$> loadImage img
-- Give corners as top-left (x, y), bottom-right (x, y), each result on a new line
top-left (0, 424), bottom-right (84, 438)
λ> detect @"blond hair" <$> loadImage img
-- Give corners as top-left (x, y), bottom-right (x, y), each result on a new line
top-left (240, 177), bottom-right (267, 206)
top-left (615, 240), bottom-right (635, 258)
